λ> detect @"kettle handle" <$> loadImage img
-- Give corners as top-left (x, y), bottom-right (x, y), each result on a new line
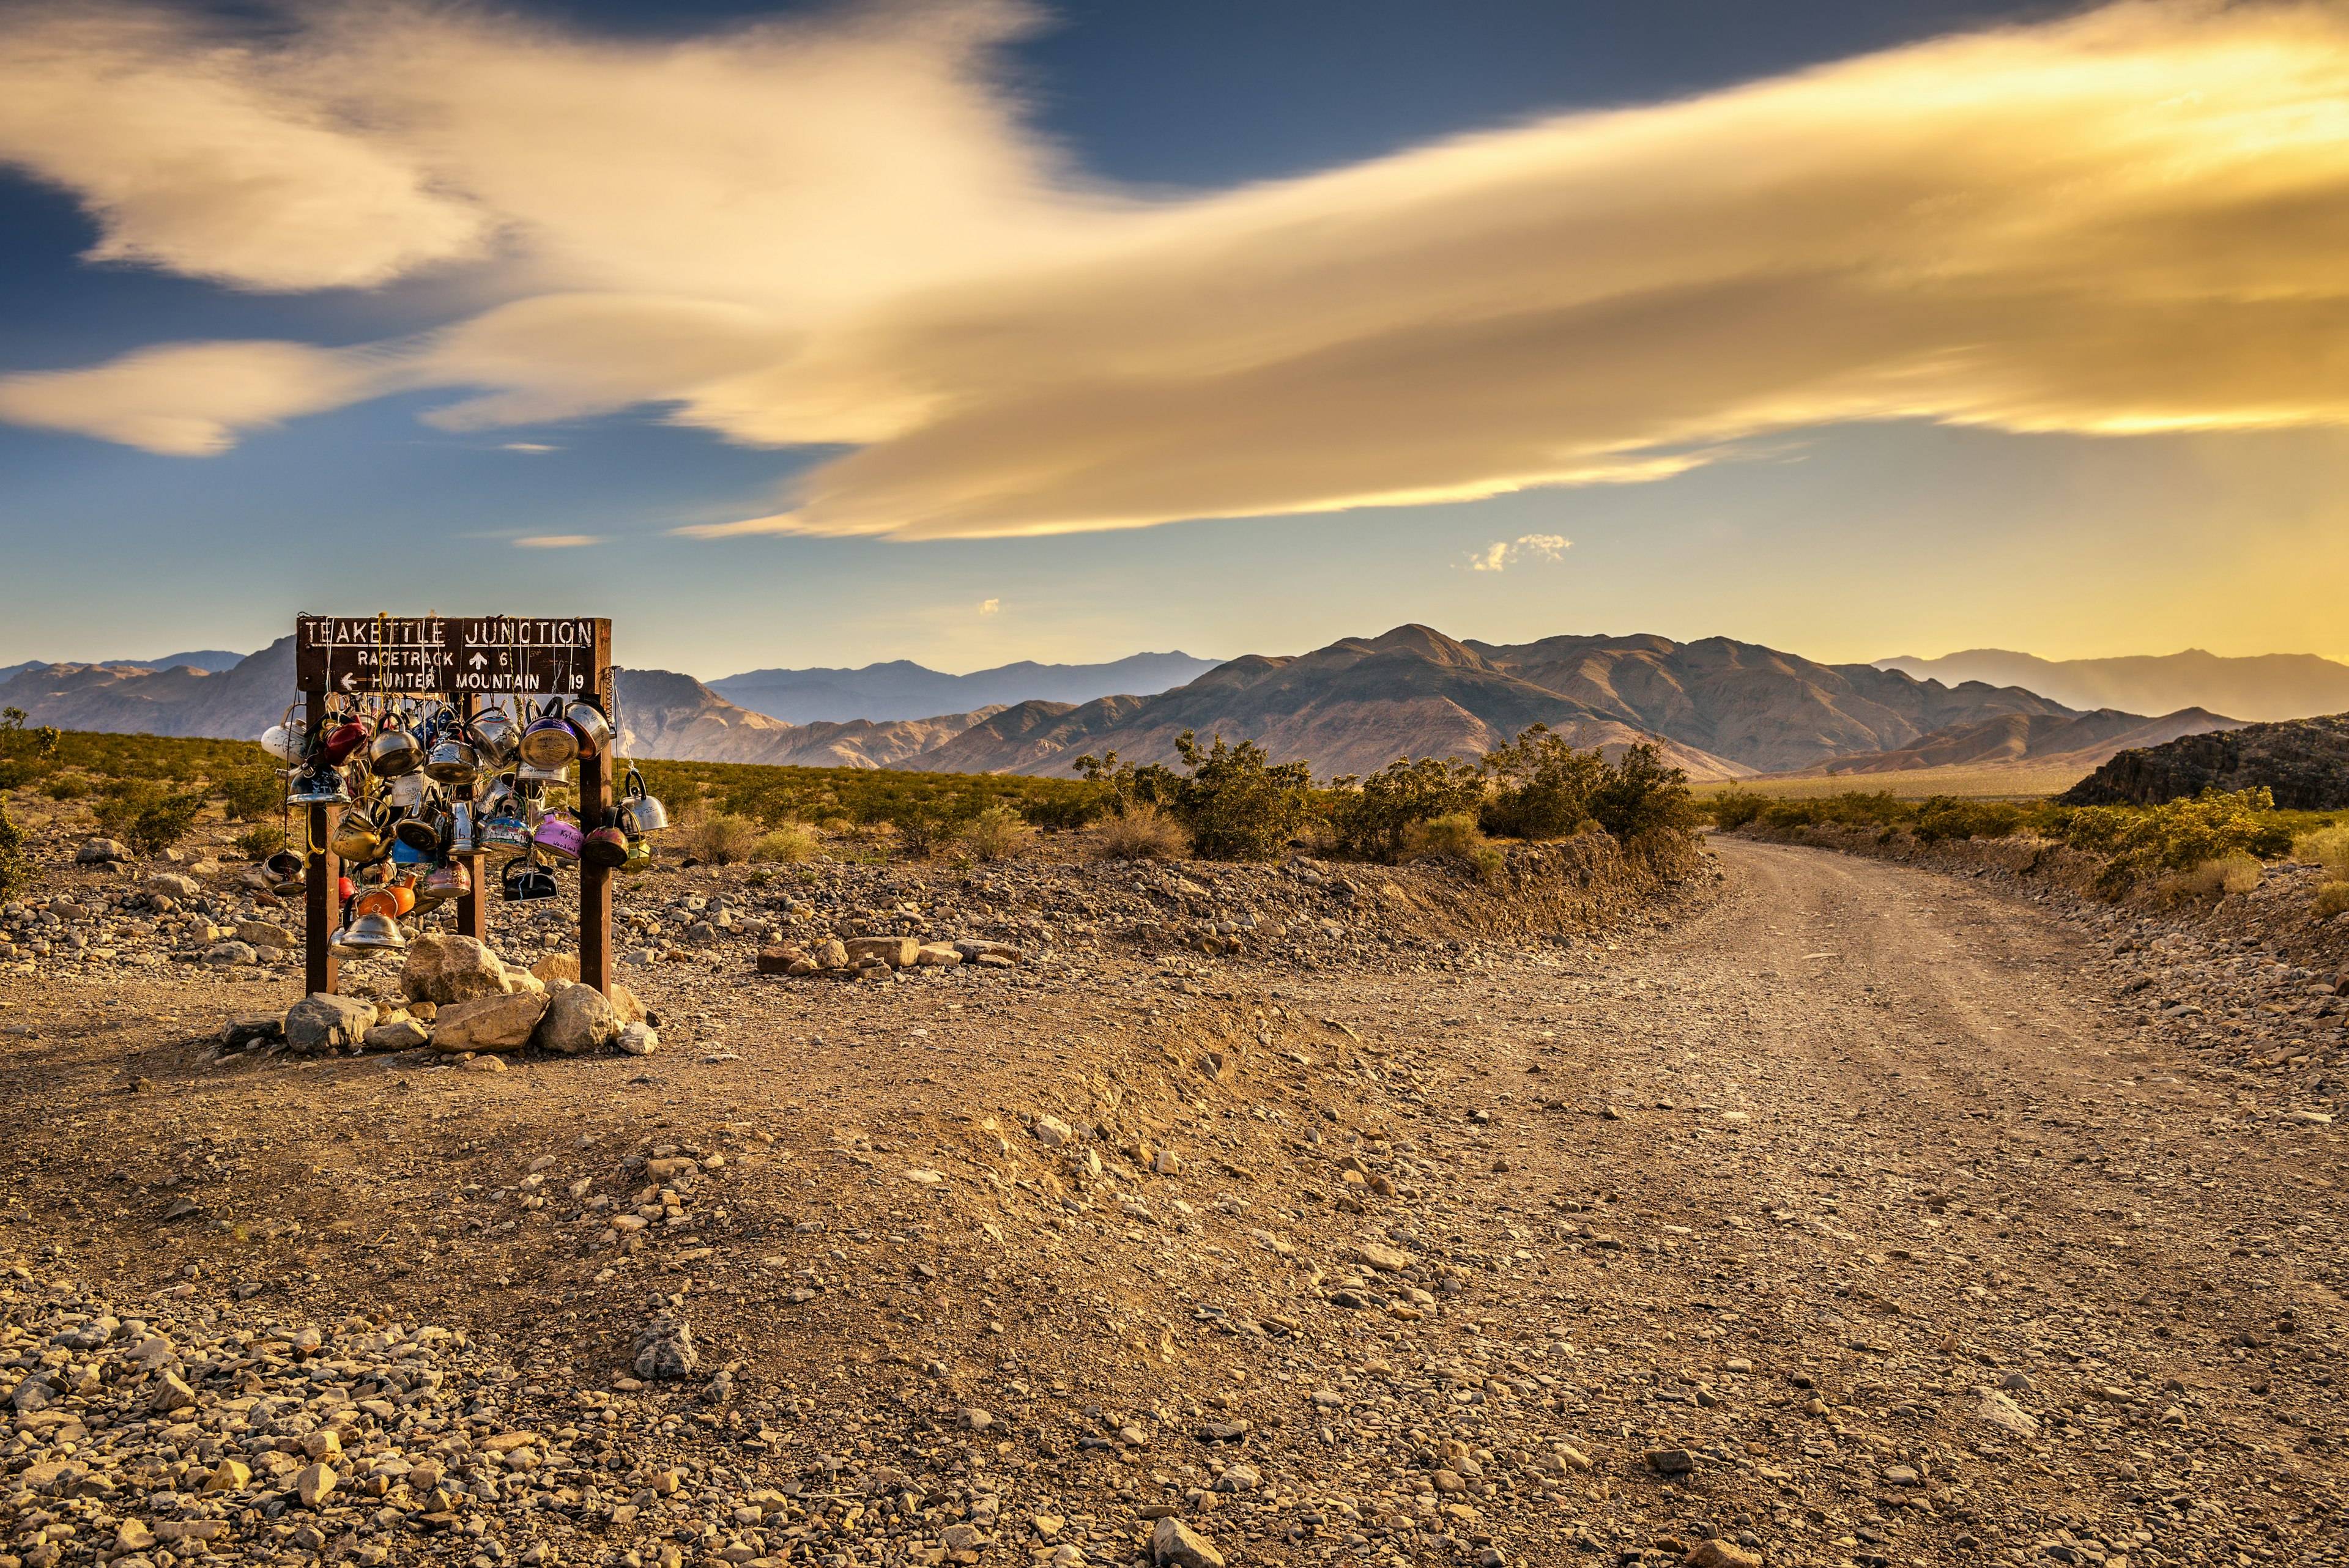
top-left (624, 765), bottom-right (647, 801)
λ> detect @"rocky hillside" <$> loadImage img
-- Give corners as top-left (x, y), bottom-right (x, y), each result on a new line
top-left (1877, 647), bottom-right (2349, 723)
top-left (2060, 714), bottom-right (2349, 808)
top-left (1817, 706), bottom-right (2240, 777)
top-left (711, 651), bottom-right (1216, 723)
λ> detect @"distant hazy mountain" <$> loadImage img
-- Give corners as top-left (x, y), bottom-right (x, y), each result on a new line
top-left (1876, 648), bottom-right (2349, 723)
top-left (0, 650), bottom-right (242, 684)
top-left (1812, 708), bottom-right (2241, 777)
top-left (908, 624), bottom-right (2090, 780)
top-left (710, 651), bottom-right (1218, 723)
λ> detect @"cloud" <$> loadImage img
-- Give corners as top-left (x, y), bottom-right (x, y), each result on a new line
top-left (513, 534), bottom-right (601, 549)
top-left (1465, 534), bottom-right (1572, 572)
top-left (976, 597), bottom-right (1000, 615)
top-left (501, 442), bottom-right (560, 454)
top-left (0, 339), bottom-right (382, 454)
top-left (12, 2), bottom-right (2349, 534)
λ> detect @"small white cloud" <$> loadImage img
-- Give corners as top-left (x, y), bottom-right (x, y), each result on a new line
top-left (1464, 533), bottom-right (1572, 572)
top-left (976, 597), bottom-right (1000, 616)
top-left (513, 534), bottom-right (601, 549)
top-left (501, 442), bottom-right (560, 453)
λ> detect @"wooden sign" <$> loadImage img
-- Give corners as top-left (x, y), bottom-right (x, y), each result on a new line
top-left (295, 615), bottom-right (608, 697)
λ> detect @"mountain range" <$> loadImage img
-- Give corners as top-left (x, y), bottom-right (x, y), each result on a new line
top-left (0, 623), bottom-right (2257, 784)
top-left (1874, 648), bottom-right (2349, 724)
top-left (710, 651), bottom-right (1217, 723)
top-left (1813, 708), bottom-right (2238, 777)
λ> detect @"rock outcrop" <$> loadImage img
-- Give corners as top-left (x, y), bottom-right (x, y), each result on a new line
top-left (2059, 714), bottom-right (2349, 808)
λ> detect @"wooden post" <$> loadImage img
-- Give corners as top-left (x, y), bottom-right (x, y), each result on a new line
top-left (303, 795), bottom-right (340, 997)
top-left (455, 692), bottom-right (488, 943)
top-left (579, 630), bottom-right (615, 996)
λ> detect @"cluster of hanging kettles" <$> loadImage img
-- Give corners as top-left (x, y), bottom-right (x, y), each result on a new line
top-left (259, 694), bottom-right (670, 955)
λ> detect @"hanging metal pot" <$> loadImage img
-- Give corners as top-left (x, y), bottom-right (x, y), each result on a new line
top-left (263, 849), bottom-right (306, 887)
top-left (261, 723), bottom-right (304, 762)
top-left (330, 808), bottom-right (384, 863)
top-left (334, 908), bottom-right (409, 953)
top-left (369, 713), bottom-right (426, 777)
top-left (532, 812), bottom-right (584, 862)
top-left (563, 699), bottom-right (612, 760)
top-left (618, 836), bottom-right (654, 875)
top-left (518, 698), bottom-right (581, 769)
top-left (423, 709), bottom-right (480, 785)
top-left (501, 852), bottom-right (560, 902)
top-left (482, 807), bottom-right (532, 848)
top-left (388, 835), bottom-right (436, 869)
top-left (448, 799), bottom-right (480, 854)
top-left (394, 805), bottom-right (448, 854)
top-left (516, 758), bottom-right (571, 785)
top-left (318, 712), bottom-right (372, 764)
top-left (385, 771), bottom-right (431, 810)
top-left (615, 766), bottom-right (669, 834)
top-left (470, 707), bottom-right (521, 767)
top-left (286, 765), bottom-right (352, 807)
top-left (581, 822), bottom-right (630, 870)
top-left (414, 861), bottom-right (471, 912)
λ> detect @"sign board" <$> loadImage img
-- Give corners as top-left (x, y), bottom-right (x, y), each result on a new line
top-left (295, 615), bottom-right (609, 696)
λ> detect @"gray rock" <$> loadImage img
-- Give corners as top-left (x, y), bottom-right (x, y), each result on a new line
top-left (400, 934), bottom-right (511, 1006)
top-left (146, 874), bottom-right (199, 900)
top-left (633, 1317), bottom-right (697, 1379)
top-left (430, 989), bottom-right (549, 1054)
top-left (202, 942), bottom-right (259, 968)
top-left (232, 920), bottom-right (294, 951)
top-left (284, 994), bottom-right (378, 1055)
top-left (535, 983), bottom-right (622, 1056)
top-left (76, 839), bottom-right (128, 865)
top-left (617, 1021), bottom-right (659, 1056)
top-left (1151, 1517), bottom-right (1224, 1568)
top-left (363, 1018), bottom-right (431, 1052)
top-left (1214, 1464), bottom-right (1261, 1492)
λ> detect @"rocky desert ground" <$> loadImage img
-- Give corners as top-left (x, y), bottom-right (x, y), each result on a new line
top-left (2, 804), bottom-right (2348, 1568)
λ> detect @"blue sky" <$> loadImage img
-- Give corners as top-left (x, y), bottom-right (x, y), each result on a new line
top-left (6, 0), bottom-right (2349, 678)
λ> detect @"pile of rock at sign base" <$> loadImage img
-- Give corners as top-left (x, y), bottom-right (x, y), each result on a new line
top-left (215, 934), bottom-right (660, 1067)
top-left (755, 934), bottom-right (1023, 980)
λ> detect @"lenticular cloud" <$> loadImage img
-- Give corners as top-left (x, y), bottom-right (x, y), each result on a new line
top-left (6, 1), bottom-right (2349, 539)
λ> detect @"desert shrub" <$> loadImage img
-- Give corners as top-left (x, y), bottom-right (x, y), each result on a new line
top-left (2317, 882), bottom-right (2349, 920)
top-left (2295, 825), bottom-right (2349, 879)
top-left (1092, 802), bottom-right (1189, 861)
top-left (2164, 852), bottom-right (2263, 902)
top-left (1022, 792), bottom-right (1106, 832)
top-left (1480, 725), bottom-right (1607, 840)
top-left (959, 804), bottom-right (1036, 862)
top-left (751, 824), bottom-right (820, 864)
top-left (1408, 812), bottom-right (1487, 861)
top-left (40, 774), bottom-right (91, 800)
top-left (218, 767), bottom-right (280, 821)
top-left (746, 868), bottom-right (774, 889)
top-left (2062, 788), bottom-right (2291, 891)
top-left (1075, 733), bottom-right (1315, 861)
top-left (1327, 755), bottom-right (1485, 861)
top-left (234, 824), bottom-right (288, 861)
top-left (818, 815), bottom-right (855, 834)
top-left (1704, 789), bottom-right (1770, 830)
top-left (1587, 742), bottom-right (1697, 842)
top-left (888, 805), bottom-right (960, 860)
top-left (0, 709), bottom-right (61, 793)
top-left (124, 791), bottom-right (206, 858)
top-left (1469, 843), bottom-right (1507, 886)
top-left (1911, 797), bottom-right (2027, 845)
top-left (677, 810), bottom-right (759, 865)
top-left (0, 801), bottom-right (27, 903)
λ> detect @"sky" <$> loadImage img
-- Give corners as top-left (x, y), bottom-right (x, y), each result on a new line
top-left (6, 0), bottom-right (2349, 679)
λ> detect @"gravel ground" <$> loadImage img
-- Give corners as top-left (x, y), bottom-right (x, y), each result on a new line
top-left (2, 834), bottom-right (2345, 1568)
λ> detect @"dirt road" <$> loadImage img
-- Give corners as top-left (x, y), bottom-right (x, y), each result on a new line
top-left (2, 835), bottom-right (2342, 1568)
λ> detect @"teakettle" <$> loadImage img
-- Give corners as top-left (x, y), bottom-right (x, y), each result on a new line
top-left (581, 821), bottom-right (630, 870)
top-left (330, 808), bottom-right (384, 863)
top-left (334, 909), bottom-right (407, 953)
top-left (368, 713), bottom-right (426, 777)
top-left (317, 712), bottom-right (372, 764)
top-left (615, 766), bottom-right (669, 834)
top-left (518, 698), bottom-right (581, 769)
top-left (423, 709), bottom-right (479, 785)
top-left (564, 699), bottom-right (612, 760)
top-left (286, 765), bottom-right (352, 807)
top-left (470, 707), bottom-right (521, 767)
top-left (501, 852), bottom-right (560, 902)
top-left (532, 812), bottom-right (584, 861)
top-left (618, 836), bottom-right (653, 875)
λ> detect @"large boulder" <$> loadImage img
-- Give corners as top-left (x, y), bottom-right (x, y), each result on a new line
top-left (534, 983), bottom-right (622, 1056)
top-left (76, 839), bottom-right (128, 865)
top-left (401, 934), bottom-right (511, 1005)
top-left (284, 994), bottom-right (377, 1056)
top-left (530, 953), bottom-right (581, 984)
top-left (607, 982), bottom-right (647, 1024)
top-left (430, 989), bottom-right (549, 1054)
top-left (845, 936), bottom-right (919, 969)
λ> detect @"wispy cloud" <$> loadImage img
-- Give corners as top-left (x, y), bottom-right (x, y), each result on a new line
top-left (513, 534), bottom-right (601, 549)
top-left (501, 442), bottom-right (560, 454)
top-left (8, 1), bottom-right (2349, 540)
top-left (1464, 534), bottom-right (1571, 573)
top-left (976, 597), bottom-right (1001, 616)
